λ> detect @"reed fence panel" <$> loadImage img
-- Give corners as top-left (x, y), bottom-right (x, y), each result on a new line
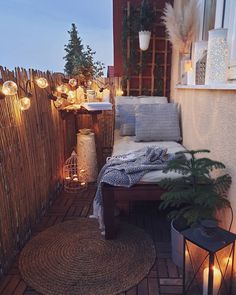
top-left (0, 67), bottom-right (65, 275)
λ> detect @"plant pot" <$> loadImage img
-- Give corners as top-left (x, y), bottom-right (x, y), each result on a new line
top-left (171, 219), bottom-right (188, 268)
top-left (139, 31), bottom-right (151, 51)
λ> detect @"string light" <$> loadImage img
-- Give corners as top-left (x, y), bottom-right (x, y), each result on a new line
top-left (35, 77), bottom-right (48, 89)
top-left (19, 97), bottom-right (31, 111)
top-left (57, 84), bottom-right (69, 94)
top-left (67, 91), bottom-right (76, 103)
top-left (54, 97), bottom-right (64, 108)
top-left (2, 81), bottom-right (18, 96)
top-left (69, 78), bottom-right (77, 87)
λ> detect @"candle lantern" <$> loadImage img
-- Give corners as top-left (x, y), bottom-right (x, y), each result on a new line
top-left (63, 151), bottom-right (87, 193)
top-left (182, 222), bottom-right (236, 295)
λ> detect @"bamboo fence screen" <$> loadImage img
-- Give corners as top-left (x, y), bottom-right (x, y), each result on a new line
top-left (0, 66), bottom-right (65, 275)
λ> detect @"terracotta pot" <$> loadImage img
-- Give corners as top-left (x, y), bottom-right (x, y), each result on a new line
top-left (139, 31), bottom-right (151, 51)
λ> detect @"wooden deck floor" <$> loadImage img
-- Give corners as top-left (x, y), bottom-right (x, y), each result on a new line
top-left (0, 185), bottom-right (183, 295)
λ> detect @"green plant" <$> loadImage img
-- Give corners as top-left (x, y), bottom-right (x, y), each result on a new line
top-left (64, 23), bottom-right (104, 81)
top-left (159, 150), bottom-right (232, 226)
top-left (140, 0), bottom-right (155, 31)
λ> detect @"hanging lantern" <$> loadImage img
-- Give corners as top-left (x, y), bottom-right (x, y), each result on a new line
top-left (69, 78), bottom-right (77, 87)
top-left (67, 90), bottom-right (76, 103)
top-left (19, 96), bottom-right (31, 111)
top-left (35, 77), bottom-right (48, 89)
top-left (63, 151), bottom-right (87, 193)
top-left (2, 81), bottom-right (18, 96)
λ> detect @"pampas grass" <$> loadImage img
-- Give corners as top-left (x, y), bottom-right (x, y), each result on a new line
top-left (162, 0), bottom-right (199, 53)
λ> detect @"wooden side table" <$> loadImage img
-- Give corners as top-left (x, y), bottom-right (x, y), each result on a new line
top-left (60, 106), bottom-right (109, 171)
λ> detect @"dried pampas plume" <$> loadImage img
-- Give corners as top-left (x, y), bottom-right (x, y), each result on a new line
top-left (162, 0), bottom-right (199, 53)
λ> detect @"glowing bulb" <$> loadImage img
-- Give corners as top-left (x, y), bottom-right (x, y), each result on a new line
top-left (67, 91), bottom-right (76, 103)
top-left (19, 97), bottom-right (31, 111)
top-left (116, 89), bottom-right (124, 96)
top-left (54, 97), bottom-right (64, 108)
top-left (35, 77), bottom-right (48, 89)
top-left (184, 60), bottom-right (193, 72)
top-left (2, 81), bottom-right (18, 96)
top-left (69, 78), bottom-right (77, 87)
top-left (57, 84), bottom-right (69, 94)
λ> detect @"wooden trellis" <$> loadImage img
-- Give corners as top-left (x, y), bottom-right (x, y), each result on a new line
top-left (121, 0), bottom-right (172, 98)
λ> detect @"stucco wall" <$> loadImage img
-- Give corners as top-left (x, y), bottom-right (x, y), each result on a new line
top-left (171, 49), bottom-right (236, 232)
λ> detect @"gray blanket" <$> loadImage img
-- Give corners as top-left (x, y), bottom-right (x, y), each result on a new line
top-left (90, 146), bottom-right (175, 233)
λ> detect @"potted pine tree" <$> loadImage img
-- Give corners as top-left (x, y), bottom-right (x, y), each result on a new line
top-left (158, 149), bottom-right (232, 267)
top-left (139, 0), bottom-right (155, 51)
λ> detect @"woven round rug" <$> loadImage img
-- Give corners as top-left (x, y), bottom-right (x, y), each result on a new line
top-left (19, 218), bottom-right (156, 295)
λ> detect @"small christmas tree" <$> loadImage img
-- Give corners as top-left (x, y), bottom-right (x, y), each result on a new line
top-left (64, 24), bottom-right (104, 81)
top-left (159, 149), bottom-right (231, 226)
top-left (64, 24), bottom-right (84, 76)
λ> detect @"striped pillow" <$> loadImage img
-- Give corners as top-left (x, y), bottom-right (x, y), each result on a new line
top-left (135, 103), bottom-right (181, 142)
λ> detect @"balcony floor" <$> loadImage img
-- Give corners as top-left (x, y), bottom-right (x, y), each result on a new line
top-left (0, 185), bottom-right (183, 295)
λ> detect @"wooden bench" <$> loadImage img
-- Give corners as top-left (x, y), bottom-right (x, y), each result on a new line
top-left (102, 183), bottom-right (165, 239)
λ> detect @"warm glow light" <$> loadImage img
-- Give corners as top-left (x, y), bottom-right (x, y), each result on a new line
top-left (184, 60), bottom-right (193, 72)
top-left (80, 169), bottom-right (85, 173)
top-left (2, 81), bottom-right (18, 96)
top-left (35, 77), bottom-right (48, 89)
top-left (69, 78), bottom-right (77, 87)
top-left (54, 97), bottom-right (64, 108)
top-left (67, 91), bottom-right (76, 103)
top-left (65, 176), bottom-right (71, 180)
top-left (19, 97), bottom-right (31, 111)
top-left (57, 84), bottom-right (69, 94)
top-left (81, 182), bottom-right (86, 186)
top-left (203, 266), bottom-right (221, 295)
top-left (223, 257), bottom-right (232, 266)
top-left (116, 89), bottom-right (124, 96)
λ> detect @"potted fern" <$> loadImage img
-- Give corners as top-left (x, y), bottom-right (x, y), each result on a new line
top-left (139, 0), bottom-right (155, 51)
top-left (158, 149), bottom-right (232, 267)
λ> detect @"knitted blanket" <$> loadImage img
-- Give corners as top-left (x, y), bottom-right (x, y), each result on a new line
top-left (90, 146), bottom-right (175, 234)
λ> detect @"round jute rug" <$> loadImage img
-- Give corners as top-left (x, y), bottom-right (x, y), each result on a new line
top-left (19, 218), bottom-right (156, 295)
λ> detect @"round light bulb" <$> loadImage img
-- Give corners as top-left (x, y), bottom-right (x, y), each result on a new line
top-left (69, 78), bottom-right (77, 87)
top-left (57, 84), bottom-right (69, 94)
top-left (67, 91), bottom-right (76, 103)
top-left (2, 81), bottom-right (18, 96)
top-left (54, 97), bottom-right (64, 108)
top-left (19, 97), bottom-right (31, 111)
top-left (35, 77), bottom-right (48, 89)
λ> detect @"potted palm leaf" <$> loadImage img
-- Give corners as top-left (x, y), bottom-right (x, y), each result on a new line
top-left (139, 0), bottom-right (155, 51)
top-left (158, 149), bottom-right (232, 267)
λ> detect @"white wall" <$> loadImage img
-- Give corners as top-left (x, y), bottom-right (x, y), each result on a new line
top-left (171, 48), bottom-right (236, 232)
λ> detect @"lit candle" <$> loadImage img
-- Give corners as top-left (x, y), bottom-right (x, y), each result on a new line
top-left (203, 266), bottom-right (221, 295)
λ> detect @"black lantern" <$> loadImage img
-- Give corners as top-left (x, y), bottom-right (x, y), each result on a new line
top-left (182, 223), bottom-right (236, 295)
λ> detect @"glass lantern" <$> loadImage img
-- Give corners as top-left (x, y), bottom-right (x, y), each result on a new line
top-left (182, 224), bottom-right (236, 295)
top-left (63, 151), bottom-right (87, 193)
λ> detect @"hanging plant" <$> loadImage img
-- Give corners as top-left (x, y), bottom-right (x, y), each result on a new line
top-left (162, 0), bottom-right (199, 54)
top-left (139, 0), bottom-right (155, 51)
